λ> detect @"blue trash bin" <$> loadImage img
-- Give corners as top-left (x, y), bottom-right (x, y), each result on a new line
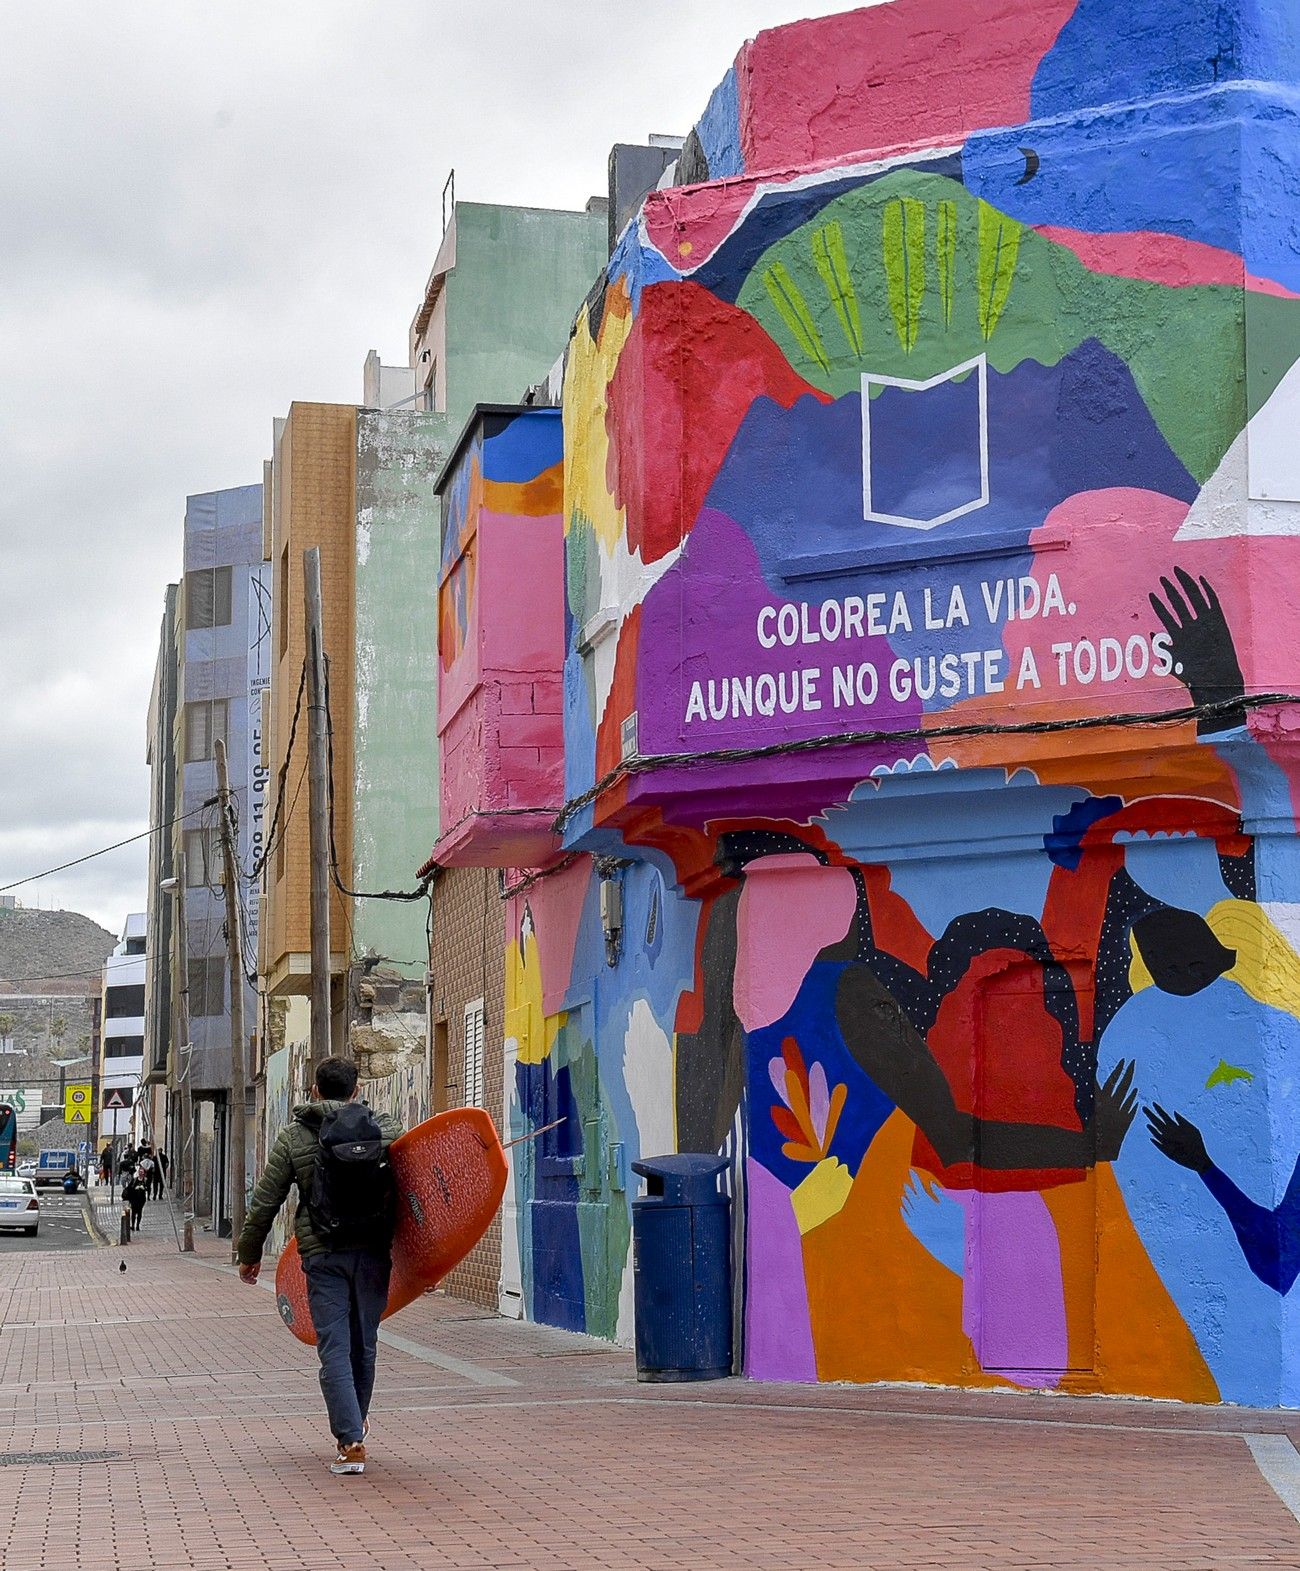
top-left (632, 1153), bottom-right (731, 1382)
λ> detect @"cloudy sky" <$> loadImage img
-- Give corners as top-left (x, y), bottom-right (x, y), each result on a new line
top-left (0, 0), bottom-right (856, 939)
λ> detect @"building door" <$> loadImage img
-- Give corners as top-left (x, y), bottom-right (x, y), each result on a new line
top-left (967, 953), bottom-right (1097, 1388)
top-left (499, 1023), bottom-right (524, 1318)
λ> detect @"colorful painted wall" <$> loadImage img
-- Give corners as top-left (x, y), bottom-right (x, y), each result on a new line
top-left (494, 0), bottom-right (1300, 1406)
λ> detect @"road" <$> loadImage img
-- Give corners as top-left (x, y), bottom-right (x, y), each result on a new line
top-left (0, 1189), bottom-right (97, 1254)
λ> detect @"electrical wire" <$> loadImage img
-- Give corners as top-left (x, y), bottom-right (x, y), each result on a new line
top-left (249, 660), bottom-right (306, 882)
top-left (550, 691), bottom-right (1300, 834)
top-left (0, 800), bottom-right (216, 895)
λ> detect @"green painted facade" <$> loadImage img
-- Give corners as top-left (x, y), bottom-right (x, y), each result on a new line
top-left (351, 201), bottom-right (607, 976)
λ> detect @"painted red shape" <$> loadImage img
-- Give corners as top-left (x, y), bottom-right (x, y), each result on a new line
top-left (608, 282), bottom-right (825, 565)
top-left (274, 1107), bottom-right (507, 1347)
top-left (740, 0), bottom-right (1080, 172)
top-left (1035, 226), bottom-right (1300, 299)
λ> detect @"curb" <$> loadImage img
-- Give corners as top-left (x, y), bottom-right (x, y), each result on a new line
top-left (83, 1196), bottom-right (115, 1247)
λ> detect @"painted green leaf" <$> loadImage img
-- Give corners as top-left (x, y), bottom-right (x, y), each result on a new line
top-left (811, 220), bottom-right (862, 356)
top-left (977, 201), bottom-right (1022, 340)
top-left (1206, 1059), bottom-right (1254, 1090)
top-left (762, 262), bottom-right (831, 373)
top-left (883, 197), bottom-right (926, 352)
top-left (936, 200), bottom-right (957, 328)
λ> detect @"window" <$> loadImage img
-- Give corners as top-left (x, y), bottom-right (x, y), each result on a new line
top-left (462, 998), bottom-right (484, 1109)
top-left (105, 984), bottom-right (146, 1020)
top-left (185, 566), bottom-right (233, 629)
top-left (184, 828), bottom-right (224, 887)
top-left (124, 937), bottom-right (145, 956)
top-left (185, 699), bottom-right (229, 763)
top-left (104, 1035), bottom-right (144, 1059)
top-left (187, 957), bottom-right (226, 1018)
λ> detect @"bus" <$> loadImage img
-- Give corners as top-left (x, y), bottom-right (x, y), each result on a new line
top-left (0, 1103), bottom-right (15, 1175)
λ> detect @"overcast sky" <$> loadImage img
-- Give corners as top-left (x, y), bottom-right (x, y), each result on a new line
top-left (0, 0), bottom-right (858, 941)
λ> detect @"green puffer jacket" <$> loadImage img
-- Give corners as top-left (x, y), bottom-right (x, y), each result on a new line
top-left (237, 1099), bottom-right (402, 1266)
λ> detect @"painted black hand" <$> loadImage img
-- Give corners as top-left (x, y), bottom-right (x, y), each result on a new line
top-left (1094, 1058), bottom-right (1138, 1161)
top-left (1145, 1103), bottom-right (1212, 1174)
top-left (1149, 567), bottom-right (1245, 735)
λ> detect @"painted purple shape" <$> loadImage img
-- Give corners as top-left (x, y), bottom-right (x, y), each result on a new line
top-left (744, 1158), bottom-right (818, 1382)
top-left (957, 1189), bottom-right (1068, 1389)
top-left (808, 1061), bottom-right (830, 1147)
top-left (768, 1057), bottom-right (791, 1108)
top-left (631, 509), bottom-right (924, 821)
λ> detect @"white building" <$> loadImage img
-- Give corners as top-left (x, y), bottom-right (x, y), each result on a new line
top-left (99, 913), bottom-right (147, 1145)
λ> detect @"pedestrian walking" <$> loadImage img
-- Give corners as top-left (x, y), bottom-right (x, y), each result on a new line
top-left (122, 1172), bottom-right (148, 1231)
top-left (148, 1149), bottom-right (164, 1200)
top-left (136, 1148), bottom-right (155, 1197)
top-left (237, 1056), bottom-right (401, 1475)
top-left (99, 1146), bottom-right (113, 1186)
top-left (156, 1147), bottom-right (170, 1191)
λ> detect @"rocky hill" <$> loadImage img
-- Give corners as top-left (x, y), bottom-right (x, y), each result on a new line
top-left (0, 906), bottom-right (117, 996)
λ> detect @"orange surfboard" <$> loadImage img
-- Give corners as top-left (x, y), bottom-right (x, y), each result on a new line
top-left (274, 1106), bottom-right (507, 1346)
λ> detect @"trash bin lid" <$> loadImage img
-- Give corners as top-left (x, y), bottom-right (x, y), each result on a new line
top-left (632, 1153), bottom-right (728, 1205)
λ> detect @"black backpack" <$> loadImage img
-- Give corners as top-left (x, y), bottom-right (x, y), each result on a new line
top-left (309, 1102), bottom-right (395, 1249)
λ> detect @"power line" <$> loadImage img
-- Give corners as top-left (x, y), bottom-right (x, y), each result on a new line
top-left (250, 660), bottom-right (307, 882)
top-left (550, 690), bottom-right (1300, 834)
top-left (0, 800), bottom-right (215, 895)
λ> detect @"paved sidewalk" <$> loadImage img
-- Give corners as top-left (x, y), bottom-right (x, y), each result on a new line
top-left (2, 1230), bottom-right (1299, 1570)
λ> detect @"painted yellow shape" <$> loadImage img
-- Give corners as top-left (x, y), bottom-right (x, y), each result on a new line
top-left (505, 916), bottom-right (567, 1066)
top-left (1130, 897), bottom-right (1300, 1024)
top-left (791, 1156), bottom-right (854, 1235)
top-left (563, 279), bottom-right (633, 554)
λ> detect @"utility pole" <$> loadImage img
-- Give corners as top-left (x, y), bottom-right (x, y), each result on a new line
top-left (171, 859), bottom-right (195, 1252)
top-left (304, 546), bottom-right (332, 1068)
top-left (213, 736), bottom-right (247, 1255)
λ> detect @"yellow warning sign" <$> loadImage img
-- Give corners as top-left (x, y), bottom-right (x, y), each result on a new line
top-left (64, 1084), bottom-right (92, 1124)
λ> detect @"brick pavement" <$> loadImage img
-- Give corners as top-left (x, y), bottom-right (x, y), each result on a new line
top-left (2, 1230), bottom-right (1299, 1570)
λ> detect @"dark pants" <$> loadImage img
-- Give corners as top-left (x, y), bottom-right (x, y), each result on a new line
top-left (304, 1249), bottom-right (391, 1446)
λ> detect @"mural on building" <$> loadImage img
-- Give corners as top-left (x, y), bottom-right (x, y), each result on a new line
top-left (492, 0), bottom-right (1300, 1406)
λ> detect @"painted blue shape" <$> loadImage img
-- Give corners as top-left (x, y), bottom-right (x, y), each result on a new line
top-left (1100, 978), bottom-right (1300, 1406)
top-left (867, 368), bottom-right (983, 524)
top-left (1115, 832), bottom-right (1235, 915)
top-left (820, 768), bottom-right (1086, 935)
top-left (966, 90), bottom-right (1300, 296)
top-left (481, 409), bottom-right (561, 485)
top-left (900, 1172), bottom-right (966, 1276)
top-left (696, 65), bottom-right (744, 180)
top-left (746, 960), bottom-right (895, 1192)
top-left (692, 155), bottom-right (965, 304)
top-left (704, 340), bottom-right (1196, 712)
top-left (1046, 795), bottom-right (1124, 869)
top-left (518, 1056), bottom-right (586, 1333)
top-left (1213, 730), bottom-right (1300, 901)
top-left (1030, 0), bottom-right (1300, 118)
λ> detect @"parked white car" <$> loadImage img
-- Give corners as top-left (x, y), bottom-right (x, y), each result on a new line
top-left (0, 1175), bottom-right (39, 1235)
top-left (16, 1161), bottom-right (37, 1180)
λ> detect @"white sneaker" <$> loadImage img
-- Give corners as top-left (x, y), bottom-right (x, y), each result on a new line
top-left (330, 1442), bottom-right (365, 1475)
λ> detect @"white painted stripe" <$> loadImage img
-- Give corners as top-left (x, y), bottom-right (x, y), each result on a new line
top-left (1245, 1433), bottom-right (1300, 1525)
top-left (377, 1326), bottom-right (518, 1388)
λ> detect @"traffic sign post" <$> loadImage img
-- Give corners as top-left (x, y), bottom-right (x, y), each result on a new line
top-left (64, 1084), bottom-right (93, 1124)
top-left (102, 1087), bottom-right (135, 1113)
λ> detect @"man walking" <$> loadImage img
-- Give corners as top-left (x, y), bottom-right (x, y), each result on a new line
top-left (237, 1057), bottom-right (400, 1475)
